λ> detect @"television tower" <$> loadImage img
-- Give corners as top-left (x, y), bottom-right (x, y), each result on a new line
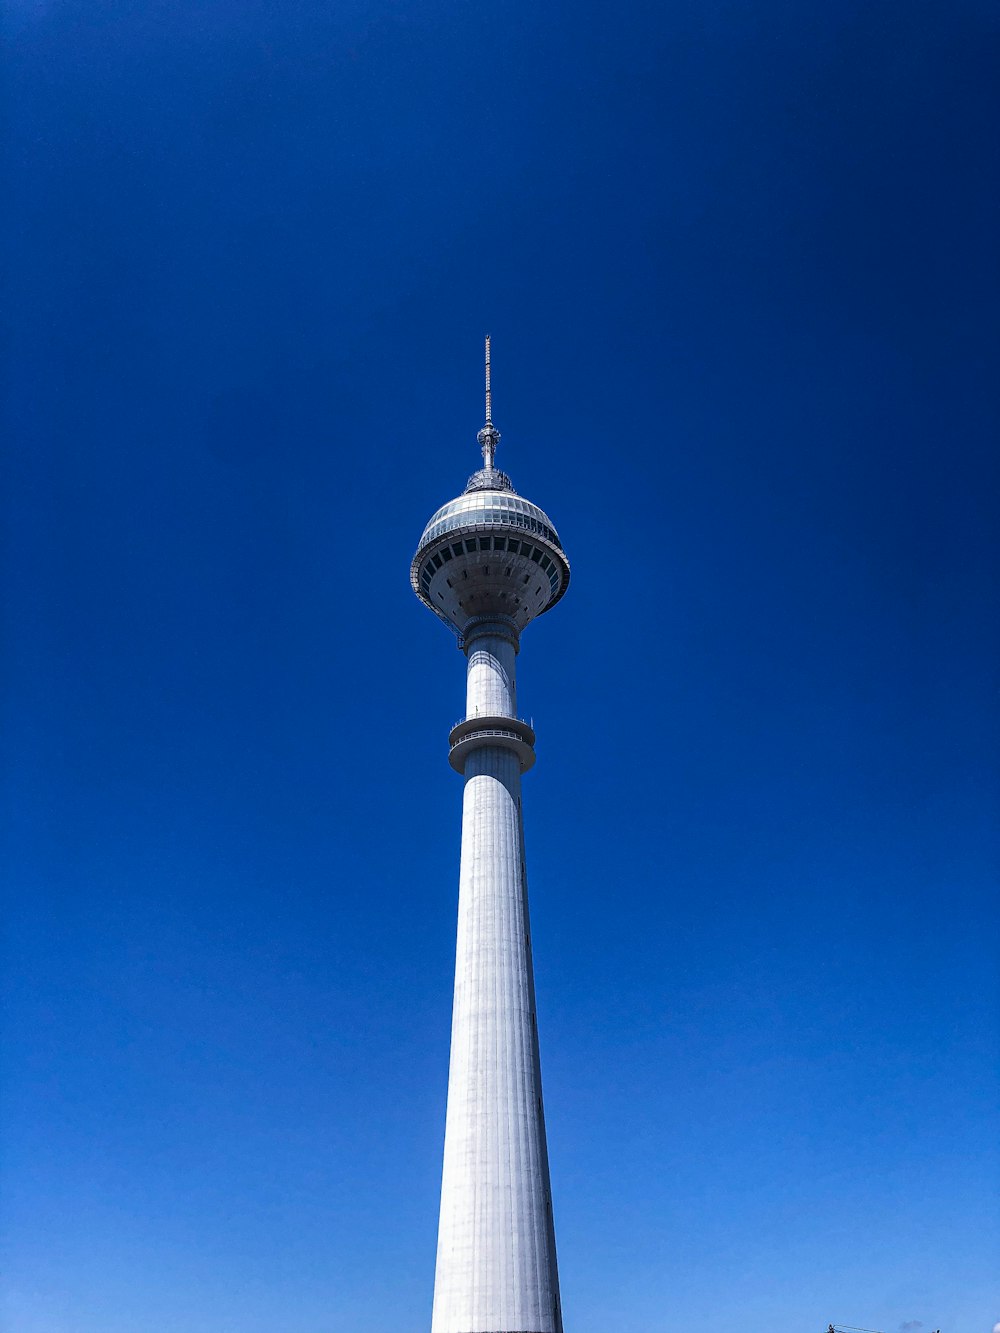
top-left (411, 338), bottom-right (570, 1333)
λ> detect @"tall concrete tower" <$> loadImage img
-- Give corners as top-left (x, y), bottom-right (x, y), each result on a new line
top-left (411, 339), bottom-right (570, 1333)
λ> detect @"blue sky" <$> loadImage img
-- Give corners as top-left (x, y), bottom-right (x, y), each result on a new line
top-left (3, 0), bottom-right (998, 1330)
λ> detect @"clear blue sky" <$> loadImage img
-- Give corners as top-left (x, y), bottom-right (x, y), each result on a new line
top-left (3, 0), bottom-right (998, 1330)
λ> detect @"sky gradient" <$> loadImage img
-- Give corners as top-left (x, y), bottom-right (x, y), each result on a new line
top-left (3, 0), bottom-right (999, 1331)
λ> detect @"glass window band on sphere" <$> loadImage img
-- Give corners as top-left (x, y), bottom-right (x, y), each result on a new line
top-left (420, 489), bottom-right (564, 549)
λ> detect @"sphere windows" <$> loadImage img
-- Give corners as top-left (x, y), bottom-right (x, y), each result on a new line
top-left (419, 493), bottom-right (562, 551)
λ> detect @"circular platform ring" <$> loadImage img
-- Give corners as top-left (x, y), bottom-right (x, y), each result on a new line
top-left (448, 715), bottom-right (536, 774)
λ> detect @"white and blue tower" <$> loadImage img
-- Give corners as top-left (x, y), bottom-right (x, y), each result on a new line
top-left (411, 339), bottom-right (570, 1333)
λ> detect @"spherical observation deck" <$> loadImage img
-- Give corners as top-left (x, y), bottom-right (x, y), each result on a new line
top-left (411, 466), bottom-right (570, 641)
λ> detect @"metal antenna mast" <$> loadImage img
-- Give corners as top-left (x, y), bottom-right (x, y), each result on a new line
top-left (485, 333), bottom-right (493, 425)
top-left (478, 334), bottom-right (500, 470)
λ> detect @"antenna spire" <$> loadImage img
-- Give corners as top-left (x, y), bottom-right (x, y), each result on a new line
top-left (485, 334), bottom-right (493, 426)
top-left (477, 334), bottom-right (500, 469)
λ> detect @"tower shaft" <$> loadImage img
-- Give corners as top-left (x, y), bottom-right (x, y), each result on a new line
top-left (431, 630), bottom-right (563, 1333)
top-left (414, 341), bottom-right (570, 1331)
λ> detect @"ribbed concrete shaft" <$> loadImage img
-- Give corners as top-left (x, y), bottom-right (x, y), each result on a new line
top-left (431, 633), bottom-right (563, 1333)
top-left (466, 633), bottom-right (517, 717)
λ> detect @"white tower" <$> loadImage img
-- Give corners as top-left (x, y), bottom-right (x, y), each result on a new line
top-left (412, 339), bottom-right (570, 1333)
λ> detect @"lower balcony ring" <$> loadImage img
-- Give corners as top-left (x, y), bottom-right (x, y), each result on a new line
top-left (448, 715), bottom-right (536, 774)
